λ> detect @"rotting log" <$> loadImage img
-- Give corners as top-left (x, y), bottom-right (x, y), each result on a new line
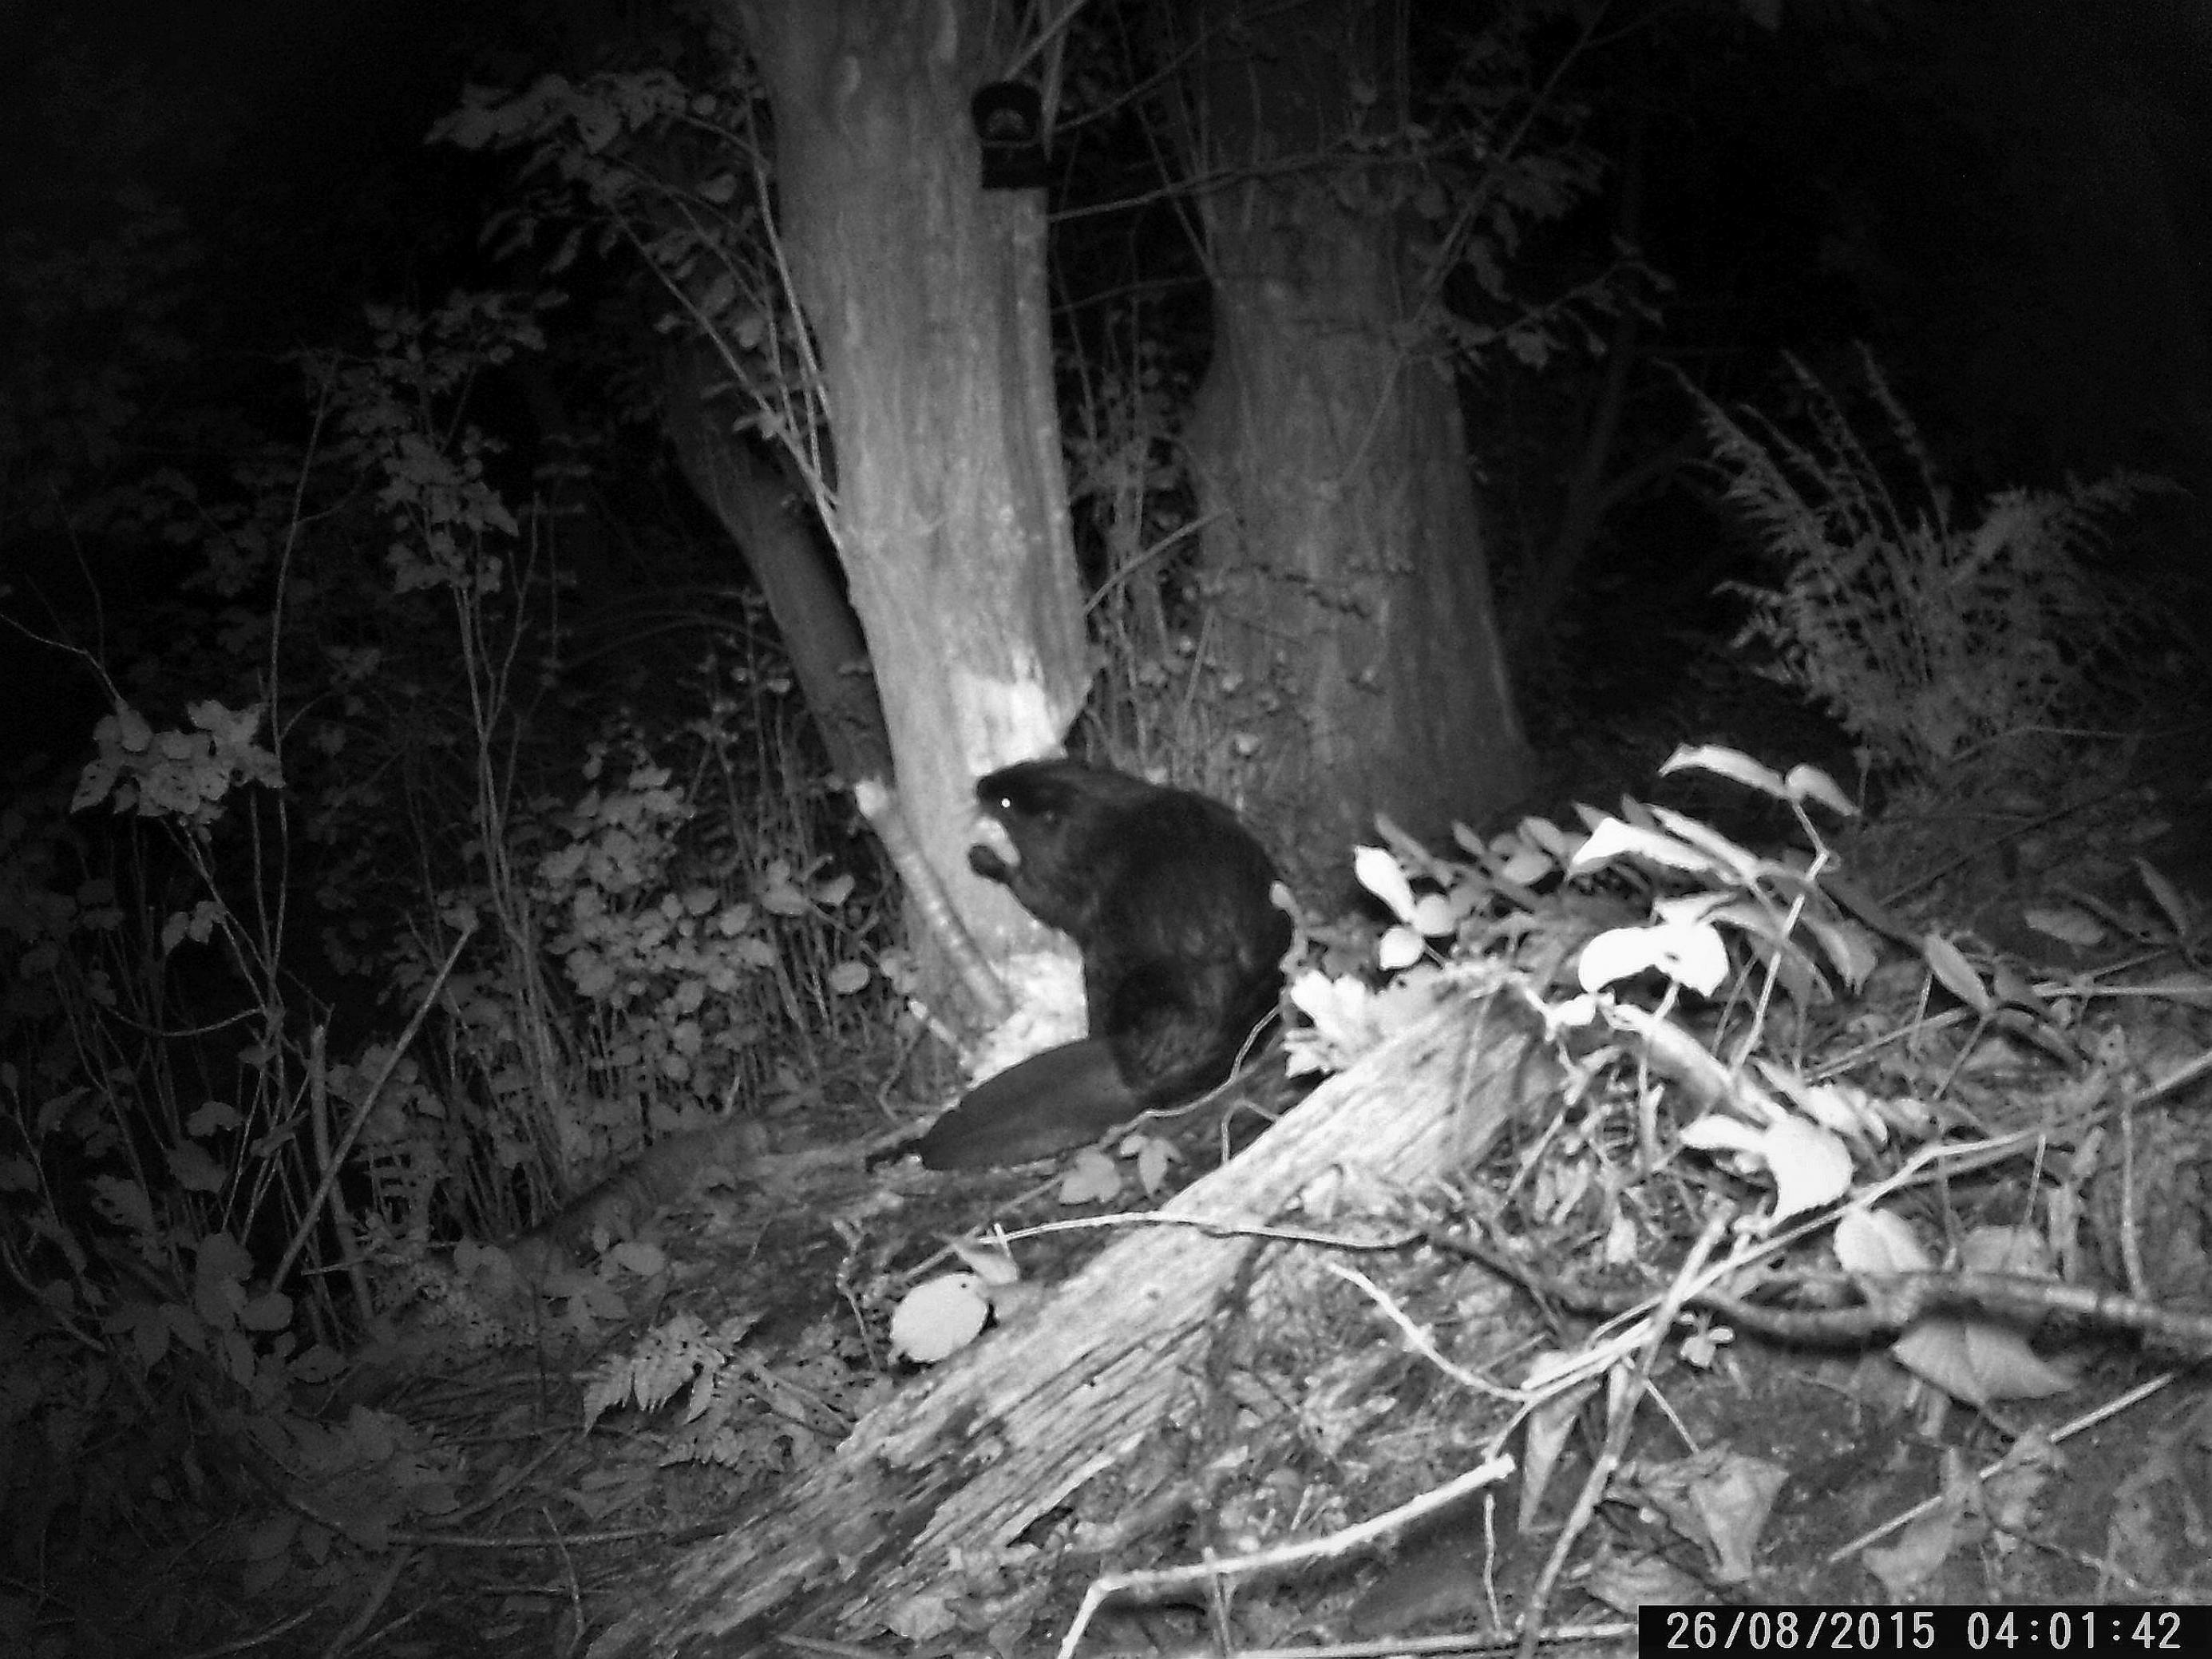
top-left (586, 980), bottom-right (1558, 1659)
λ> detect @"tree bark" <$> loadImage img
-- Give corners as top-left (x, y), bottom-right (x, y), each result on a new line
top-left (1182, 0), bottom-right (1534, 847)
top-left (662, 338), bottom-right (892, 785)
top-left (722, 0), bottom-right (1090, 979)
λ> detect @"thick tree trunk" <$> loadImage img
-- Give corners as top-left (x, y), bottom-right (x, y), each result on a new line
top-left (723, 0), bottom-right (1090, 976)
top-left (1183, 0), bottom-right (1534, 847)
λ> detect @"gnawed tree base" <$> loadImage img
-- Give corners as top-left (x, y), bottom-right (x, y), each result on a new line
top-left (587, 982), bottom-right (1560, 1658)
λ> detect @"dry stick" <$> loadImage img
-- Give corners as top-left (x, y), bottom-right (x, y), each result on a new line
top-left (1324, 1258), bottom-right (1523, 1401)
top-left (307, 1021), bottom-right (376, 1328)
top-left (1463, 1126), bottom-right (2085, 1399)
top-left (1000, 1208), bottom-right (1415, 1253)
top-left (2119, 1097), bottom-right (2148, 1299)
top-left (1053, 1456), bottom-right (1517, 1659)
top-left (173, 1604), bottom-right (319, 1659)
top-left (1327, 990), bottom-right (2207, 1632)
top-left (1518, 1210), bottom-right (1731, 1659)
top-left (312, 1546), bottom-right (411, 1659)
top-left (1876, 781), bottom-right (2141, 912)
top-left (1823, 1369), bottom-right (2177, 1567)
top-left (271, 920), bottom-right (476, 1294)
top-left (1819, 960), bottom-right (2212, 1110)
top-left (1526, 1056), bottom-right (2199, 1575)
top-left (548, 1507), bottom-right (587, 1659)
top-left (1046, 1229), bottom-right (1625, 1657)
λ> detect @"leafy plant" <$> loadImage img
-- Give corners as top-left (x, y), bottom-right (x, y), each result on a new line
top-left (1696, 352), bottom-right (2168, 773)
top-left (433, 66), bottom-right (833, 520)
top-left (1391, 4), bottom-right (1655, 375)
top-left (1319, 743), bottom-right (2106, 1415)
top-left (0, 285), bottom-right (901, 1647)
top-left (1297, 744), bottom-right (1880, 1087)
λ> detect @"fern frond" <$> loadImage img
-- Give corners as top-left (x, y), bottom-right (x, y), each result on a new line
top-left (1696, 356), bottom-right (2171, 772)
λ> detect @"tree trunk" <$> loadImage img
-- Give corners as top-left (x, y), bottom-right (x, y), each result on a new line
top-left (722, 0), bottom-right (1090, 980)
top-left (662, 338), bottom-right (892, 785)
top-left (1182, 0), bottom-right (1534, 848)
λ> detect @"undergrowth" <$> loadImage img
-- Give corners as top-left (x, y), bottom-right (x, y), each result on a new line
top-left (1323, 746), bottom-right (2194, 1612)
top-left (1694, 352), bottom-right (2170, 777)
top-left (0, 293), bottom-right (900, 1654)
top-left (873, 735), bottom-right (2209, 1653)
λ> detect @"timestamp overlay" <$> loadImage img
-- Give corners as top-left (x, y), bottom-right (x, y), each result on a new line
top-left (1640, 1605), bottom-right (2206, 1655)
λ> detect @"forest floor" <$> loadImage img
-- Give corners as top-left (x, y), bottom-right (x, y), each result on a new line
top-left (171, 667), bottom-right (2212, 1658)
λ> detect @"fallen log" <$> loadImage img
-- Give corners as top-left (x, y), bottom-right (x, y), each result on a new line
top-left (588, 979), bottom-right (1557, 1658)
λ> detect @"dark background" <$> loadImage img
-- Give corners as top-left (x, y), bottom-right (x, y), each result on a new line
top-left (5, 0), bottom-right (2208, 778)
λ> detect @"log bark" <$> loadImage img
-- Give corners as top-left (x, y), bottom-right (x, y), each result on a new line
top-left (587, 980), bottom-right (1560, 1658)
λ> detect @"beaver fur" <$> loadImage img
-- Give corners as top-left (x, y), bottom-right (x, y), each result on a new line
top-left (916, 759), bottom-right (1291, 1169)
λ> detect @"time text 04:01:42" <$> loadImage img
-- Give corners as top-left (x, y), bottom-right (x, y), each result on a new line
top-left (1641, 1604), bottom-right (2199, 1653)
